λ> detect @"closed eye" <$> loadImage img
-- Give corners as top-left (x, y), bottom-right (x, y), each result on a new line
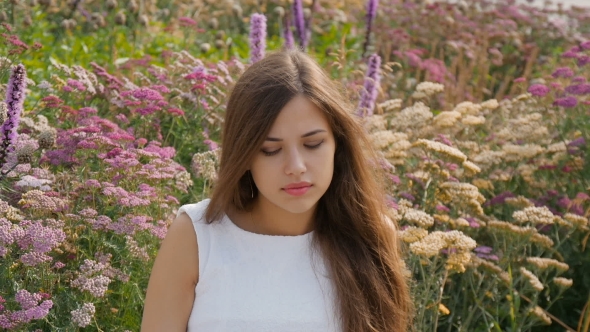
top-left (261, 140), bottom-right (324, 156)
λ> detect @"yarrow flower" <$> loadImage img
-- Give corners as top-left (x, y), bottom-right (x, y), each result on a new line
top-left (551, 67), bottom-right (574, 78)
top-left (553, 96), bottom-right (578, 108)
top-left (249, 13), bottom-right (267, 63)
top-left (527, 84), bottom-right (550, 97)
top-left (71, 303), bottom-right (95, 328)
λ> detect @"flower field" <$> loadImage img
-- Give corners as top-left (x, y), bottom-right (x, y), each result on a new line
top-left (0, 0), bottom-right (590, 330)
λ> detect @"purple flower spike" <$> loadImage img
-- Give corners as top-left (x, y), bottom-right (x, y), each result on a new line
top-left (567, 137), bottom-right (586, 148)
top-left (528, 83), bottom-right (550, 97)
top-left (553, 96), bottom-right (578, 108)
top-left (0, 64), bottom-right (27, 168)
top-left (474, 246), bottom-right (493, 254)
top-left (283, 16), bottom-right (294, 50)
top-left (292, 0), bottom-right (306, 49)
top-left (363, 0), bottom-right (379, 56)
top-left (356, 54), bottom-right (381, 117)
top-left (249, 13), bottom-right (267, 64)
top-left (552, 67), bottom-right (574, 78)
top-left (565, 83), bottom-right (590, 95)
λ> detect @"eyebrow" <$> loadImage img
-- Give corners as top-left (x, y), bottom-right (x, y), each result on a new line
top-left (265, 129), bottom-right (327, 141)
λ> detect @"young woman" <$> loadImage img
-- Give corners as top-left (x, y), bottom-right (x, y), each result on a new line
top-left (141, 49), bottom-right (413, 331)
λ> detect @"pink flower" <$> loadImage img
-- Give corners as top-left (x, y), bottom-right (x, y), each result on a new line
top-left (552, 67), bottom-right (574, 78)
top-left (528, 83), bottom-right (550, 97)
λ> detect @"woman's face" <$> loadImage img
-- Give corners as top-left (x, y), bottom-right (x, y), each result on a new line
top-left (250, 95), bottom-right (336, 215)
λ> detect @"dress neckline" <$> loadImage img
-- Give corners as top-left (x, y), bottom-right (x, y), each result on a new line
top-left (222, 213), bottom-right (314, 239)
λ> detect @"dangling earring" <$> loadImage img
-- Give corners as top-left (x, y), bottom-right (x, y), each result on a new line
top-left (248, 172), bottom-right (254, 198)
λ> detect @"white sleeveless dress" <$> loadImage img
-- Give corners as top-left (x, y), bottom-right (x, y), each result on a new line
top-left (176, 199), bottom-right (341, 332)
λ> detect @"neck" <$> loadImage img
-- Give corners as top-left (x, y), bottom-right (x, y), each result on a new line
top-left (248, 197), bottom-right (316, 236)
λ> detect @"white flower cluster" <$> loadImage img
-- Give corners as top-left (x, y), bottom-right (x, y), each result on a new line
top-left (14, 175), bottom-right (52, 191)
top-left (453, 101), bottom-right (482, 116)
top-left (496, 113), bottom-right (549, 143)
top-left (513, 206), bottom-right (554, 225)
top-left (409, 230), bottom-right (476, 257)
top-left (391, 102), bottom-right (433, 130)
top-left (414, 139), bottom-right (467, 163)
top-left (480, 99), bottom-right (499, 110)
top-left (520, 267), bottom-right (544, 291)
top-left (502, 143), bottom-right (545, 162)
top-left (378, 99), bottom-right (402, 112)
top-left (71, 303), bottom-right (96, 328)
top-left (412, 81), bottom-right (444, 99)
top-left (191, 149), bottom-right (221, 182)
top-left (553, 277), bottom-right (573, 288)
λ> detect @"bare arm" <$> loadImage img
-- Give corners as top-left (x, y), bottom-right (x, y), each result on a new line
top-left (141, 212), bottom-right (199, 331)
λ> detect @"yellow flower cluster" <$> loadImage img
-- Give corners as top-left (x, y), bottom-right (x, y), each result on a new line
top-left (520, 267), bottom-right (544, 291)
top-left (553, 277), bottom-right (573, 288)
top-left (369, 131), bottom-right (408, 150)
top-left (480, 99), bottom-right (499, 110)
top-left (433, 110), bottom-right (462, 128)
top-left (414, 139), bottom-right (467, 163)
top-left (398, 226), bottom-right (429, 243)
top-left (403, 208), bottom-right (435, 228)
top-left (438, 182), bottom-right (485, 215)
top-left (409, 230), bottom-right (476, 262)
top-left (453, 101), bottom-right (482, 115)
top-left (461, 115), bottom-right (486, 126)
top-left (563, 213), bottom-right (589, 230)
top-left (525, 257), bottom-right (569, 272)
top-left (378, 99), bottom-right (402, 112)
top-left (529, 306), bottom-right (552, 325)
top-left (505, 196), bottom-right (533, 209)
top-left (470, 256), bottom-right (511, 284)
top-left (502, 143), bottom-right (545, 162)
top-left (462, 161), bottom-right (481, 174)
top-left (472, 150), bottom-right (504, 170)
top-left (512, 206), bottom-right (555, 225)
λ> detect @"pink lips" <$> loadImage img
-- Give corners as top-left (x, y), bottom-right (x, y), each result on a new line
top-left (283, 182), bottom-right (312, 196)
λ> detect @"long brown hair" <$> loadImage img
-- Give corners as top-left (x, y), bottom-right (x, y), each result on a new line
top-left (205, 49), bottom-right (413, 331)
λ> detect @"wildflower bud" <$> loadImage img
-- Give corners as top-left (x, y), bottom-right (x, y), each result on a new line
top-left (138, 15), bottom-right (149, 26)
top-left (0, 102), bottom-right (7, 125)
top-left (273, 6), bottom-right (285, 18)
top-left (215, 39), bottom-right (225, 49)
top-left (127, 0), bottom-right (138, 13)
top-left (38, 130), bottom-right (56, 149)
top-left (0, 12), bottom-right (7, 23)
top-left (200, 43), bottom-right (211, 53)
top-left (208, 17), bottom-right (219, 30)
top-left (16, 144), bottom-right (36, 164)
top-left (106, 0), bottom-right (117, 10)
top-left (91, 12), bottom-right (106, 27)
top-left (232, 4), bottom-right (243, 17)
top-left (114, 12), bottom-right (126, 25)
top-left (23, 15), bottom-right (33, 27)
top-left (215, 30), bottom-right (226, 39)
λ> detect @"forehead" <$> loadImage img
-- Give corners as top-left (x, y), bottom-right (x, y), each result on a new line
top-left (268, 95), bottom-right (331, 134)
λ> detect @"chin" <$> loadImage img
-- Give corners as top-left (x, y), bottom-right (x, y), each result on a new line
top-left (274, 196), bottom-right (322, 214)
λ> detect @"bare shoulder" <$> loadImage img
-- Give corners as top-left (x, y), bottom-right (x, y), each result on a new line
top-left (141, 212), bottom-right (199, 331)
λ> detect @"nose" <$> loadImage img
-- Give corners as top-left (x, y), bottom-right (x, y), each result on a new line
top-left (284, 147), bottom-right (307, 175)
